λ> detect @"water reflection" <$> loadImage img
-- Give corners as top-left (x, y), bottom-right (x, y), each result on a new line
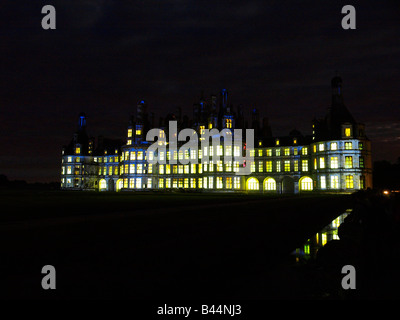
top-left (294, 209), bottom-right (352, 262)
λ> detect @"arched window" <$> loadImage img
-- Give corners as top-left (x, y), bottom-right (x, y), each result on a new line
top-left (263, 177), bottom-right (276, 191)
top-left (99, 179), bottom-right (107, 191)
top-left (246, 177), bottom-right (259, 190)
top-left (300, 177), bottom-right (313, 191)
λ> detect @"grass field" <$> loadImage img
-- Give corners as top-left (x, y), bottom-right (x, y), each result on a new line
top-left (0, 189), bottom-right (353, 299)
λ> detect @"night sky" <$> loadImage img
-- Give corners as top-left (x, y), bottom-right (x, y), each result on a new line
top-left (1, 0), bottom-right (399, 182)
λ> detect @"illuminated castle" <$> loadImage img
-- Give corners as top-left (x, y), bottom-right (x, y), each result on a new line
top-left (61, 77), bottom-right (372, 193)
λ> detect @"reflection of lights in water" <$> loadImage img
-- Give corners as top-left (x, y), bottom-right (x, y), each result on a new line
top-left (293, 209), bottom-right (352, 261)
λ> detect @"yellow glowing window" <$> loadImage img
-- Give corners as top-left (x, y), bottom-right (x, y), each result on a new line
top-left (203, 177), bottom-right (208, 189)
top-left (108, 166), bottom-right (112, 175)
top-left (276, 149), bottom-right (280, 156)
top-left (127, 129), bottom-right (132, 138)
top-left (258, 141), bottom-right (262, 147)
top-left (184, 150), bottom-right (190, 160)
top-left (148, 163), bottom-right (153, 174)
top-left (276, 139), bottom-right (280, 146)
top-left (225, 146), bottom-right (232, 157)
top-left (276, 161), bottom-right (281, 172)
top-left (124, 164), bottom-right (128, 173)
top-left (208, 123), bottom-right (213, 129)
top-left (294, 160), bottom-right (298, 171)
top-left (159, 178), bottom-right (164, 189)
top-left (314, 158), bottom-right (317, 169)
top-left (226, 177), bottom-right (232, 189)
top-left (294, 148), bottom-right (298, 155)
top-left (249, 149), bottom-right (255, 157)
top-left (208, 176), bottom-right (214, 189)
top-left (198, 163), bottom-right (202, 173)
top-left (250, 162), bottom-right (256, 172)
top-left (284, 160), bottom-right (290, 172)
top-left (330, 157), bottom-right (338, 169)
top-left (345, 156), bottom-right (353, 168)
top-left (178, 165), bottom-right (183, 174)
top-left (319, 144), bottom-right (324, 151)
top-left (345, 142), bottom-right (352, 150)
top-left (233, 161), bottom-right (239, 172)
top-left (190, 178), bottom-right (196, 188)
top-left (331, 175), bottom-right (339, 189)
top-left (118, 165), bottom-right (123, 174)
top-left (300, 177), bottom-right (313, 191)
top-left (331, 142), bottom-right (338, 150)
top-left (217, 145), bottom-right (223, 156)
top-left (198, 178), bottom-right (202, 189)
top-left (293, 139), bottom-right (297, 145)
top-left (217, 161), bottom-right (223, 172)
top-left (67, 166), bottom-right (72, 174)
top-left (137, 151), bottom-right (143, 160)
top-left (264, 178), bottom-right (276, 191)
top-left (313, 145), bottom-right (317, 153)
top-left (225, 161), bottom-right (232, 172)
top-left (266, 161), bottom-right (272, 172)
top-left (166, 178), bottom-right (171, 188)
top-left (322, 233), bottom-right (327, 246)
top-left (233, 146), bottom-right (240, 157)
top-left (267, 149), bottom-right (272, 156)
top-left (136, 129), bottom-right (142, 135)
top-left (345, 128), bottom-right (351, 137)
top-left (233, 177), bottom-right (240, 189)
top-left (136, 178), bottom-right (142, 189)
top-left (210, 161), bottom-right (215, 172)
top-left (302, 148), bottom-right (308, 155)
top-left (319, 157), bottom-right (325, 169)
top-left (226, 119), bottom-right (232, 129)
top-left (258, 161), bottom-right (263, 172)
top-left (183, 165), bottom-right (189, 174)
top-left (137, 164), bottom-right (143, 174)
top-left (258, 149), bottom-right (263, 157)
top-left (200, 126), bottom-right (205, 135)
top-left (246, 177), bottom-right (259, 190)
top-left (191, 163), bottom-right (196, 174)
top-left (184, 178), bottom-right (189, 188)
top-left (216, 177), bottom-right (223, 189)
top-left (320, 176), bottom-right (326, 189)
top-left (209, 146), bottom-right (214, 157)
top-left (284, 148), bottom-right (290, 156)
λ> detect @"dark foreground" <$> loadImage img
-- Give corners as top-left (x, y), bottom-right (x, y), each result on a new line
top-left (0, 190), bottom-right (398, 299)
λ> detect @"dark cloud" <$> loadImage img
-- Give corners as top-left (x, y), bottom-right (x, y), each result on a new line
top-left (1, 0), bottom-right (399, 181)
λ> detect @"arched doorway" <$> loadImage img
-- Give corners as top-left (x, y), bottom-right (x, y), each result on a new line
top-left (282, 176), bottom-right (294, 193)
top-left (299, 176), bottom-right (313, 191)
top-left (263, 177), bottom-right (276, 191)
top-left (246, 177), bottom-right (259, 191)
top-left (116, 179), bottom-right (123, 192)
top-left (99, 179), bottom-right (107, 191)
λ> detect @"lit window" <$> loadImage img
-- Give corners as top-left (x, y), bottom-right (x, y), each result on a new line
top-left (293, 148), bottom-right (298, 155)
top-left (294, 160), bottom-right (298, 171)
top-left (345, 156), bottom-right (353, 169)
top-left (166, 164), bottom-right (171, 174)
top-left (314, 158), bottom-right (317, 169)
top-left (234, 177), bottom-right (241, 189)
top-left (258, 161), bottom-right (263, 172)
top-left (209, 161), bottom-right (214, 172)
top-left (359, 157), bottom-right (365, 168)
top-left (234, 146), bottom-right (241, 157)
top-left (345, 128), bottom-right (351, 137)
top-left (251, 162), bottom-right (256, 173)
top-left (313, 145), bottom-right (317, 153)
top-left (226, 177), bottom-right (232, 189)
top-left (191, 163), bottom-right (196, 174)
top-left (276, 139), bottom-right (280, 146)
top-left (233, 161), bottom-right (239, 172)
top-left (184, 178), bottom-right (189, 188)
top-left (258, 149), bottom-right (263, 157)
top-left (217, 161), bottom-right (223, 172)
top-left (127, 129), bottom-right (132, 138)
top-left (284, 148), bottom-right (290, 156)
top-left (329, 157), bottom-right (338, 169)
top-left (137, 164), bottom-right (143, 174)
top-left (216, 177), bottom-right (223, 189)
top-left (346, 175), bottom-right (354, 189)
top-left (225, 145), bottom-right (232, 157)
top-left (136, 178), bottom-right (142, 189)
top-left (137, 151), bottom-right (143, 160)
top-left (190, 178), bottom-right (196, 188)
top-left (208, 176), bottom-right (214, 189)
top-left (246, 177), bottom-right (259, 190)
top-left (267, 149), bottom-right (272, 157)
top-left (300, 177), bottom-right (313, 191)
top-left (284, 160), bottom-right (290, 172)
top-left (319, 144), bottom-right (324, 151)
top-left (331, 142), bottom-right (338, 151)
top-left (276, 149), bottom-right (280, 156)
top-left (136, 129), bottom-right (142, 135)
top-left (319, 157), bottom-right (325, 169)
top-left (199, 126), bottom-right (205, 136)
top-left (184, 165), bottom-right (189, 174)
top-left (178, 165), bottom-right (183, 174)
top-left (276, 161), bottom-right (281, 172)
top-left (159, 178), bottom-right (164, 189)
top-left (302, 148), bottom-right (308, 156)
top-left (68, 157), bottom-right (72, 163)
top-left (148, 164), bottom-right (153, 174)
top-left (250, 149), bottom-right (255, 157)
top-left (359, 142), bottom-right (364, 150)
top-left (75, 147), bottom-right (80, 154)
top-left (264, 178), bottom-right (276, 191)
top-left (67, 166), bottom-right (72, 174)
top-left (225, 119), bottom-right (232, 129)
top-left (330, 175), bottom-right (339, 189)
top-left (345, 142), bottom-right (352, 150)
top-left (320, 176), bottom-right (326, 189)
top-left (266, 161), bottom-right (272, 172)
top-left (166, 178), bottom-right (171, 188)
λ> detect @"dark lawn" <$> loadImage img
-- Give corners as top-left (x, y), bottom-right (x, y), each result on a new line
top-left (0, 190), bottom-right (352, 299)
